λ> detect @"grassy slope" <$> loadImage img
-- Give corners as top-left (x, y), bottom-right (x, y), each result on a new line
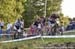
top-left (0, 38), bottom-right (75, 49)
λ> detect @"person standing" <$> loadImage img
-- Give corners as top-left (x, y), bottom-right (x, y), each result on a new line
top-left (0, 27), bottom-right (3, 37)
top-left (1, 20), bottom-right (4, 29)
top-left (0, 21), bottom-right (1, 28)
top-left (6, 22), bottom-right (12, 39)
top-left (29, 24), bottom-right (35, 36)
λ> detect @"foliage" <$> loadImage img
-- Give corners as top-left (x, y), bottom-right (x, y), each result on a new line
top-left (0, 0), bottom-right (62, 27)
top-left (23, 0), bottom-right (62, 27)
top-left (47, 0), bottom-right (62, 16)
top-left (60, 16), bottom-right (70, 27)
top-left (0, 0), bottom-right (26, 24)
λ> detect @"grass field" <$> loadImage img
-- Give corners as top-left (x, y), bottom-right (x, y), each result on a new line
top-left (0, 38), bottom-right (75, 49)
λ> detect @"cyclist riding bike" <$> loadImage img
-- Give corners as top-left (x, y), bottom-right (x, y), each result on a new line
top-left (48, 14), bottom-right (60, 35)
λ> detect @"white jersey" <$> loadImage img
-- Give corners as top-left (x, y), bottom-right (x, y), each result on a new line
top-left (23, 32), bottom-right (27, 37)
top-left (20, 21), bottom-right (24, 28)
top-left (61, 26), bottom-right (64, 32)
top-left (14, 26), bottom-right (17, 30)
top-left (7, 23), bottom-right (12, 30)
top-left (1, 21), bottom-right (4, 26)
top-left (48, 21), bottom-right (52, 27)
top-left (18, 28), bottom-right (21, 32)
top-left (38, 24), bottom-right (41, 29)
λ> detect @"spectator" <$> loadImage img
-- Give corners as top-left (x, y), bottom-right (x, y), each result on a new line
top-left (1, 20), bottom-right (4, 29)
top-left (66, 19), bottom-right (75, 30)
top-left (29, 24), bottom-right (35, 36)
top-left (0, 27), bottom-right (3, 37)
top-left (59, 25), bottom-right (64, 35)
top-left (23, 30), bottom-right (27, 37)
top-left (6, 22), bottom-right (12, 38)
top-left (0, 21), bottom-right (1, 28)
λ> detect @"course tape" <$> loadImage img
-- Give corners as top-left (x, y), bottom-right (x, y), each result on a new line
top-left (1, 35), bottom-right (75, 43)
top-left (0, 30), bottom-right (75, 43)
top-left (43, 35), bottom-right (75, 38)
top-left (0, 35), bottom-right (41, 43)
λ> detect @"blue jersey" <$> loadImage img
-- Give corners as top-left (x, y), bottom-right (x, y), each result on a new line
top-left (0, 29), bottom-right (2, 34)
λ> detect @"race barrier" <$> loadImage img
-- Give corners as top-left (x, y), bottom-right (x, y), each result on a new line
top-left (1, 35), bottom-right (75, 43)
top-left (0, 30), bottom-right (75, 43)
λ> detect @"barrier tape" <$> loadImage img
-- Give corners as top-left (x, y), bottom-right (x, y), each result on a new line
top-left (0, 35), bottom-right (41, 43)
top-left (1, 35), bottom-right (75, 43)
top-left (0, 30), bottom-right (75, 43)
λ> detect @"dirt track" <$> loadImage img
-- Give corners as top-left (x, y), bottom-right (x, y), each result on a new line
top-left (36, 42), bottom-right (75, 49)
top-left (44, 42), bottom-right (75, 49)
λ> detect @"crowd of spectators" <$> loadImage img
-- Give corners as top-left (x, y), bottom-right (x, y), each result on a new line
top-left (0, 14), bottom-right (75, 40)
top-left (0, 18), bottom-right (24, 39)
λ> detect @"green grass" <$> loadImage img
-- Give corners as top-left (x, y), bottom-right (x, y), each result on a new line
top-left (0, 38), bottom-right (75, 49)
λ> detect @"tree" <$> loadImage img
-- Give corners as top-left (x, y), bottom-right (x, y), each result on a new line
top-left (23, 0), bottom-right (62, 27)
top-left (0, 0), bottom-right (26, 24)
top-left (46, 0), bottom-right (62, 16)
top-left (0, 0), bottom-right (62, 27)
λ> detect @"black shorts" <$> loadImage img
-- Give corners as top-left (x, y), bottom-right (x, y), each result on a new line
top-left (1, 26), bottom-right (3, 29)
top-left (15, 26), bottom-right (20, 30)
